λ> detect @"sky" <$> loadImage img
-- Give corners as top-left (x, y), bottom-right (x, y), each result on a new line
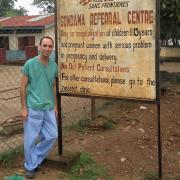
top-left (14, 0), bottom-right (41, 15)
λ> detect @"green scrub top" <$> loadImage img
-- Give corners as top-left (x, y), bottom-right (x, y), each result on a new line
top-left (22, 56), bottom-right (57, 110)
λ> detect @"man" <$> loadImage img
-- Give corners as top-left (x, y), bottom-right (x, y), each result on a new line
top-left (20, 36), bottom-right (58, 179)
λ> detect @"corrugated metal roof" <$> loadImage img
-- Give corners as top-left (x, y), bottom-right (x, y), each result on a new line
top-left (0, 17), bottom-right (11, 22)
top-left (0, 15), bottom-right (54, 28)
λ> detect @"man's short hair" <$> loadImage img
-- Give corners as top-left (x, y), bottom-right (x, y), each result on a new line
top-left (40, 36), bottom-right (54, 45)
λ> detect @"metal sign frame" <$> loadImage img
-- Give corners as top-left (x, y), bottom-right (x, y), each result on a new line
top-left (55, 0), bottom-right (162, 178)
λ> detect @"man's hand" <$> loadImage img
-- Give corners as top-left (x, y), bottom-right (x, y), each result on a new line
top-left (20, 74), bottom-right (28, 121)
top-left (21, 108), bottom-right (28, 121)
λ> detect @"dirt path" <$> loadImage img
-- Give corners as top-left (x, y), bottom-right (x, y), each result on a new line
top-left (0, 87), bottom-right (179, 180)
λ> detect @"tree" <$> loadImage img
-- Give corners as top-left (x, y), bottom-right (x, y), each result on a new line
top-left (0, 0), bottom-right (27, 16)
top-left (32, 0), bottom-right (54, 14)
top-left (6, 7), bottom-right (28, 16)
top-left (160, 0), bottom-right (180, 46)
top-left (0, 0), bottom-right (15, 16)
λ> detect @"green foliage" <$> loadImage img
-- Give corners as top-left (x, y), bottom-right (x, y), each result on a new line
top-left (160, 0), bottom-right (180, 43)
top-left (142, 171), bottom-right (159, 180)
top-left (102, 121), bottom-right (113, 130)
top-left (69, 152), bottom-right (111, 180)
top-left (0, 146), bottom-right (23, 166)
top-left (32, 0), bottom-right (54, 13)
top-left (0, 0), bottom-right (15, 16)
top-left (5, 7), bottom-right (28, 16)
top-left (0, 0), bottom-right (27, 16)
top-left (68, 117), bottom-right (91, 133)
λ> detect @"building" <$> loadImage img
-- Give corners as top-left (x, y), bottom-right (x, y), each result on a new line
top-left (0, 14), bottom-right (55, 62)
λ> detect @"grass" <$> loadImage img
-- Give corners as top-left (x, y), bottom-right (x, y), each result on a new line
top-left (68, 152), bottom-right (113, 180)
top-left (66, 117), bottom-right (91, 133)
top-left (102, 121), bottom-right (114, 130)
top-left (126, 116), bottom-right (139, 123)
top-left (0, 146), bottom-right (23, 166)
top-left (141, 171), bottom-right (159, 180)
top-left (66, 115), bottom-right (114, 133)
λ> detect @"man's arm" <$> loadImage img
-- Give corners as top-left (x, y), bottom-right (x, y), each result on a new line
top-left (20, 74), bottom-right (28, 121)
top-left (53, 79), bottom-right (58, 117)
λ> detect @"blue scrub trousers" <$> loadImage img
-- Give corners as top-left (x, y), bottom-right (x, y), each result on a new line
top-left (24, 108), bottom-right (58, 171)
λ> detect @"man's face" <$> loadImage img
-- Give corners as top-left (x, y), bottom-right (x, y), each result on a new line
top-left (39, 38), bottom-right (54, 57)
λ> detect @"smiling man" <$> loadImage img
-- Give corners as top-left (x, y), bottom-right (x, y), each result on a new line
top-left (20, 36), bottom-right (58, 179)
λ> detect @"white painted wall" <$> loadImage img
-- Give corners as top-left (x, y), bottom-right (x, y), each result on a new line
top-left (44, 26), bottom-right (55, 41)
top-left (0, 34), bottom-right (16, 50)
top-left (161, 47), bottom-right (180, 57)
top-left (1, 26), bottom-right (55, 50)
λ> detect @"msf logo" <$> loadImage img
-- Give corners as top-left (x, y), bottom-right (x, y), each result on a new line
top-left (80, 0), bottom-right (92, 6)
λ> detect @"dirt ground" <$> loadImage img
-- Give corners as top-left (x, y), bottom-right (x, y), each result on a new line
top-left (63, 86), bottom-right (180, 179)
top-left (0, 62), bottom-right (180, 179)
top-left (0, 84), bottom-right (180, 180)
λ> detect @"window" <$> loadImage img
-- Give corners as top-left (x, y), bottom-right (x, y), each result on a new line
top-left (0, 36), bottom-right (9, 50)
top-left (18, 36), bottom-right (35, 50)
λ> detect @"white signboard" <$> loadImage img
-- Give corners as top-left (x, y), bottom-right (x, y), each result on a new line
top-left (57, 0), bottom-right (157, 100)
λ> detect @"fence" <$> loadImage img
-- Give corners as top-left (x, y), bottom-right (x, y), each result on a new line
top-left (0, 61), bottom-right (97, 154)
top-left (0, 25), bottom-right (95, 155)
top-left (0, 65), bottom-right (22, 153)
